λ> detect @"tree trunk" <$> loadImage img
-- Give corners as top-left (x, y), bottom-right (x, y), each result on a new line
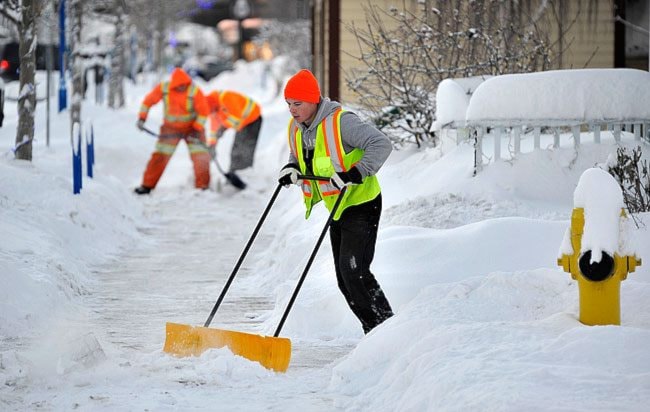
top-left (15, 0), bottom-right (38, 161)
top-left (109, 2), bottom-right (125, 109)
top-left (70, 0), bottom-right (83, 139)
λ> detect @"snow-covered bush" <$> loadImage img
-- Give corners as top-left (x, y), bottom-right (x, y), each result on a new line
top-left (608, 146), bottom-right (650, 215)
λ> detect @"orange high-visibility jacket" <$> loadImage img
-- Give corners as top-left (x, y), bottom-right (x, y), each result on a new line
top-left (206, 90), bottom-right (261, 134)
top-left (138, 68), bottom-right (209, 133)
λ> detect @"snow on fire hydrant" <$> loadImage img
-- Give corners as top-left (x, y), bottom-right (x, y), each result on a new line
top-left (557, 168), bottom-right (642, 326)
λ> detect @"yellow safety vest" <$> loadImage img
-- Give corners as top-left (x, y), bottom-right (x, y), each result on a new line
top-left (287, 108), bottom-right (381, 221)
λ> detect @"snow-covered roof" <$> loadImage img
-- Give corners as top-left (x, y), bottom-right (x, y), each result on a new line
top-left (465, 69), bottom-right (650, 126)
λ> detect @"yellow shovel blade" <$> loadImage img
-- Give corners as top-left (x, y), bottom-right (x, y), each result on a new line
top-left (163, 322), bottom-right (292, 373)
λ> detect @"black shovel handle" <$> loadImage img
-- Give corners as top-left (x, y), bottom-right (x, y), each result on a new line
top-left (205, 174), bottom-right (341, 328)
top-left (204, 183), bottom-right (282, 327)
top-left (298, 174), bottom-right (330, 182)
top-left (273, 186), bottom-right (348, 337)
top-left (140, 126), bottom-right (158, 137)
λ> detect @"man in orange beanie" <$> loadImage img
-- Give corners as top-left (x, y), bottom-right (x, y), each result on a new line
top-left (134, 68), bottom-right (210, 194)
top-left (277, 69), bottom-right (394, 334)
top-left (205, 90), bottom-right (262, 176)
top-left (282, 68), bottom-right (321, 104)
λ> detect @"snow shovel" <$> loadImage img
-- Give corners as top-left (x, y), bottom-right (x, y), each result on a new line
top-left (139, 126), bottom-right (246, 190)
top-left (163, 176), bottom-right (347, 373)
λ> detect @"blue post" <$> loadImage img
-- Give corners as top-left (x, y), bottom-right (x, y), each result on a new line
top-left (73, 125), bottom-right (82, 194)
top-left (58, 0), bottom-right (67, 112)
top-left (86, 124), bottom-right (94, 178)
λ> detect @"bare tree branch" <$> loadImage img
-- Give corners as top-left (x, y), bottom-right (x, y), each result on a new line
top-left (0, 0), bottom-right (21, 26)
top-left (344, 0), bottom-right (585, 148)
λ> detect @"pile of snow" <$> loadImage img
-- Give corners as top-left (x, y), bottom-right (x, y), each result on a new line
top-left (433, 75), bottom-right (491, 130)
top-left (466, 69), bottom-right (650, 125)
top-left (432, 79), bottom-right (469, 130)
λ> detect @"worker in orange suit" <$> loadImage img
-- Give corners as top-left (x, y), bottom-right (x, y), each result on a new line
top-left (205, 90), bottom-right (263, 173)
top-left (134, 68), bottom-right (210, 194)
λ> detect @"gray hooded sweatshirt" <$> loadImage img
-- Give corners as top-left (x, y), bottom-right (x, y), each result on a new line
top-left (287, 98), bottom-right (392, 179)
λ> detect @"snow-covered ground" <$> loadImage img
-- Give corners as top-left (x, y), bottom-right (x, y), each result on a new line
top-left (1, 61), bottom-right (649, 411)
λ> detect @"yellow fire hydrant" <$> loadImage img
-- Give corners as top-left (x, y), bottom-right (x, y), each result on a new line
top-left (557, 169), bottom-right (642, 326)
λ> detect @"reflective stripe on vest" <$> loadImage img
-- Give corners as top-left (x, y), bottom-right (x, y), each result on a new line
top-left (288, 109), bottom-right (381, 220)
top-left (220, 91), bottom-right (255, 129)
top-left (161, 82), bottom-right (197, 123)
top-left (240, 97), bottom-right (255, 121)
top-left (186, 84), bottom-right (196, 114)
top-left (195, 113), bottom-right (207, 130)
top-left (318, 109), bottom-right (346, 196)
top-left (288, 120), bottom-right (313, 199)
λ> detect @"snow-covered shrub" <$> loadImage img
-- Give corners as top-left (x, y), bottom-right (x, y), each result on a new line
top-left (608, 146), bottom-right (650, 215)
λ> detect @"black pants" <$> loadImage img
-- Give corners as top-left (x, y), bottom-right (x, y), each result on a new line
top-left (329, 194), bottom-right (394, 333)
top-left (230, 116), bottom-right (262, 171)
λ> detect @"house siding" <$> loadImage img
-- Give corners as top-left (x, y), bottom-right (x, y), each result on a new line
top-left (318, 0), bottom-right (618, 105)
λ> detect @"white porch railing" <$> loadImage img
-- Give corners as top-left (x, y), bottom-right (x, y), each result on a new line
top-left (469, 122), bottom-right (649, 173)
top-left (434, 69), bottom-right (650, 174)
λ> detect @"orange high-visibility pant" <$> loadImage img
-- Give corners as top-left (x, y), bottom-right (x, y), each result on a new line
top-left (141, 126), bottom-right (210, 189)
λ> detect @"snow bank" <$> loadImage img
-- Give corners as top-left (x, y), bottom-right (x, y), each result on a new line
top-left (331, 272), bottom-right (650, 411)
top-left (466, 69), bottom-right (650, 125)
top-left (0, 80), bottom-right (146, 339)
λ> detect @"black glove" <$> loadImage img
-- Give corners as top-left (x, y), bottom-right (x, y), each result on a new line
top-left (136, 119), bottom-right (145, 130)
top-left (278, 163), bottom-right (300, 187)
top-left (330, 167), bottom-right (363, 190)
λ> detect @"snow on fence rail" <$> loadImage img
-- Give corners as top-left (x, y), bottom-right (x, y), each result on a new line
top-left (434, 69), bottom-right (650, 173)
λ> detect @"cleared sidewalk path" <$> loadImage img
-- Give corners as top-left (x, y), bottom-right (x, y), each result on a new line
top-left (70, 187), bottom-right (355, 410)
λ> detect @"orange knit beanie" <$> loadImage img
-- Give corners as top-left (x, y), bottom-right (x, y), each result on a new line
top-left (284, 69), bottom-right (321, 103)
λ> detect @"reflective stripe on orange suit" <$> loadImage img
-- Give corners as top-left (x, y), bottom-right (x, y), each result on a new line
top-left (138, 69), bottom-right (210, 134)
top-left (142, 137), bottom-right (210, 189)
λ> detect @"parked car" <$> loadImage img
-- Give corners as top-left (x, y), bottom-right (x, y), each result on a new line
top-left (199, 59), bottom-right (234, 81)
top-left (0, 41), bottom-right (60, 82)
